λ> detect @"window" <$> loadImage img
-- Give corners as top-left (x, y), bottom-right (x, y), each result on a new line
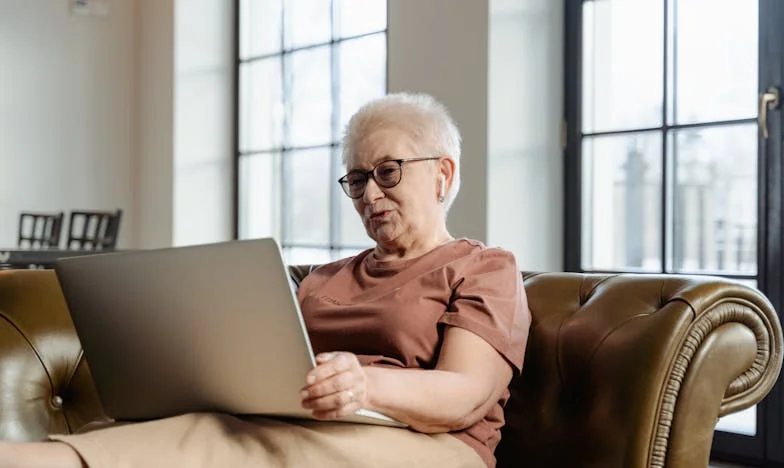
top-left (565, 0), bottom-right (784, 463)
top-left (236, 0), bottom-right (387, 265)
top-left (569, 0), bottom-right (759, 280)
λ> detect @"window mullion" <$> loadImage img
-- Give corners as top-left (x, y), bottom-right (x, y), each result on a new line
top-left (279, 0), bottom-right (291, 248)
top-left (329, 0), bottom-right (341, 255)
top-left (661, 0), bottom-right (670, 273)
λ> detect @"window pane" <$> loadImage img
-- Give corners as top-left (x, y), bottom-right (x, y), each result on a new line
top-left (240, 0), bottom-right (282, 59)
top-left (285, 148), bottom-right (331, 244)
top-left (582, 0), bottom-right (663, 133)
top-left (338, 34), bottom-right (387, 138)
top-left (716, 406), bottom-right (756, 436)
top-left (283, 247), bottom-right (332, 266)
top-left (283, 0), bottom-right (331, 49)
top-left (239, 153), bottom-right (282, 239)
top-left (582, 132), bottom-right (662, 271)
top-left (287, 46), bottom-right (332, 147)
top-left (239, 59), bottom-right (284, 152)
top-left (336, 247), bottom-right (369, 260)
top-left (337, 0), bottom-right (387, 38)
top-left (670, 0), bottom-right (758, 124)
top-left (670, 124), bottom-right (757, 275)
top-left (734, 278), bottom-right (758, 289)
top-left (174, 160), bottom-right (232, 247)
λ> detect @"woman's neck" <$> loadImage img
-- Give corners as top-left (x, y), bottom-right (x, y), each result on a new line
top-left (373, 229), bottom-right (454, 262)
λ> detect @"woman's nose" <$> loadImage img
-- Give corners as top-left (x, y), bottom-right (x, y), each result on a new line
top-left (362, 177), bottom-right (385, 203)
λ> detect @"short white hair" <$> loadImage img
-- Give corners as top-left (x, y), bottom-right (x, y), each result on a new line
top-left (341, 92), bottom-right (462, 212)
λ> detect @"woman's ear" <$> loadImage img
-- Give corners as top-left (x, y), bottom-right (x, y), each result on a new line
top-left (437, 157), bottom-right (456, 203)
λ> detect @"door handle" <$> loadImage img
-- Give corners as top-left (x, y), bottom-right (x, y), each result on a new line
top-left (760, 86), bottom-right (781, 140)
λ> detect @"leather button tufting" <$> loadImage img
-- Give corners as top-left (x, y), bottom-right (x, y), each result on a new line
top-left (51, 395), bottom-right (63, 409)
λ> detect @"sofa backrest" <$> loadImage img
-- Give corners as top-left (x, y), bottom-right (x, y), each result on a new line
top-left (1, 268), bottom-right (780, 468)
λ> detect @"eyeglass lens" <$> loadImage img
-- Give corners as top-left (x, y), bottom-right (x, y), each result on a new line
top-left (342, 160), bottom-right (401, 198)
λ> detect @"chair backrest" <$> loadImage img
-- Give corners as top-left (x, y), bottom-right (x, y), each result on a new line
top-left (65, 209), bottom-right (123, 251)
top-left (17, 212), bottom-right (64, 249)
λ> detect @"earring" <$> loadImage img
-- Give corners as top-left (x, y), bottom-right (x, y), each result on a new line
top-left (438, 175), bottom-right (446, 203)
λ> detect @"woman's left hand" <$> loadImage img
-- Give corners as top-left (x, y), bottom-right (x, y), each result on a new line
top-left (300, 351), bottom-right (369, 419)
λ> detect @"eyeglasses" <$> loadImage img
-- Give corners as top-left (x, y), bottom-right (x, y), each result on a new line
top-left (337, 157), bottom-right (441, 199)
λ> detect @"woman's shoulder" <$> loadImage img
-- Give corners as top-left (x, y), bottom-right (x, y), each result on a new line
top-left (447, 238), bottom-right (519, 269)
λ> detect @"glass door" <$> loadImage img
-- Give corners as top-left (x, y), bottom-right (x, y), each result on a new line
top-left (564, 0), bottom-right (784, 464)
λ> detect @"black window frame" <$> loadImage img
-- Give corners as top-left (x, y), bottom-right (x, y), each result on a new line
top-left (564, 0), bottom-right (784, 464)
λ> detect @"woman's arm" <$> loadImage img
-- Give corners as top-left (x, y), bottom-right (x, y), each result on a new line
top-left (365, 326), bottom-right (513, 432)
top-left (301, 326), bottom-right (513, 433)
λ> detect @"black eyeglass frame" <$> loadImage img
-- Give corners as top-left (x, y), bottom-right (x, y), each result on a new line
top-left (337, 157), bottom-right (441, 199)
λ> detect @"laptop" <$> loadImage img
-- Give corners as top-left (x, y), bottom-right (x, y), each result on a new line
top-left (55, 238), bottom-right (405, 427)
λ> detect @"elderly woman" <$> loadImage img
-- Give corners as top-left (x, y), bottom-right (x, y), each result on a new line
top-left (0, 93), bottom-right (531, 468)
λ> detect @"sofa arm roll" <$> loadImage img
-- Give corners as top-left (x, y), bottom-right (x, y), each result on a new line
top-left (659, 279), bottom-right (782, 468)
top-left (496, 273), bottom-right (783, 468)
top-left (0, 270), bottom-right (105, 441)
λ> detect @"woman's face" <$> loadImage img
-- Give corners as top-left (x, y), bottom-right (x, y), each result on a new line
top-left (345, 128), bottom-right (446, 250)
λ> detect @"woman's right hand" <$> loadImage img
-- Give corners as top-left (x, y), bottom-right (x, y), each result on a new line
top-left (299, 352), bottom-right (370, 420)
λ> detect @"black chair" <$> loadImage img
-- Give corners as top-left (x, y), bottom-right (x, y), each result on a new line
top-left (17, 211), bottom-right (65, 249)
top-left (65, 209), bottom-right (123, 251)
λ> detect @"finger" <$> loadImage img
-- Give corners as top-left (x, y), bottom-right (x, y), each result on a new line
top-left (307, 390), bottom-right (361, 419)
top-left (312, 401), bottom-right (361, 420)
top-left (303, 387), bottom-right (355, 410)
top-left (302, 371), bottom-right (355, 401)
top-left (305, 353), bottom-right (355, 385)
top-left (315, 352), bottom-right (337, 363)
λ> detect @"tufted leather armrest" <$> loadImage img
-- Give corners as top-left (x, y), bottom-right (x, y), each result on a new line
top-left (495, 272), bottom-right (783, 468)
top-left (0, 270), bottom-right (104, 442)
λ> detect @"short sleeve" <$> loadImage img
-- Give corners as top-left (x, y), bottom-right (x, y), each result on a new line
top-left (438, 248), bottom-right (531, 373)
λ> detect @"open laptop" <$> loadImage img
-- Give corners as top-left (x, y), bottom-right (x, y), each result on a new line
top-left (54, 238), bottom-right (404, 427)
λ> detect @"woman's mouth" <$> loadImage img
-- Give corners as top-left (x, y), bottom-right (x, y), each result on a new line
top-left (369, 210), bottom-right (390, 222)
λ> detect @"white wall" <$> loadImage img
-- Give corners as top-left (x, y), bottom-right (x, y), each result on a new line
top-left (136, 0), bottom-right (175, 249)
top-left (0, 0), bottom-right (136, 248)
top-left (487, 0), bottom-right (564, 271)
top-left (172, 0), bottom-right (234, 247)
top-left (388, 0), bottom-right (489, 244)
top-left (135, 0), bottom-right (234, 249)
top-left (0, 0), bottom-right (233, 251)
top-left (388, 0), bottom-right (564, 271)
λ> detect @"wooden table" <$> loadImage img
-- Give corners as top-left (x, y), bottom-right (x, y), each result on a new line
top-left (0, 249), bottom-right (113, 269)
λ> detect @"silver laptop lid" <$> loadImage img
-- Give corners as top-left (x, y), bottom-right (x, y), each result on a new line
top-left (55, 238), bottom-right (317, 421)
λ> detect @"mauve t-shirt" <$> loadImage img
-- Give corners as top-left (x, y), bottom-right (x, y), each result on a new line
top-left (296, 238), bottom-right (531, 468)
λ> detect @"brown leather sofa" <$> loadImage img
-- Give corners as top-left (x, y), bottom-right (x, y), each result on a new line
top-left (1, 268), bottom-right (782, 468)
